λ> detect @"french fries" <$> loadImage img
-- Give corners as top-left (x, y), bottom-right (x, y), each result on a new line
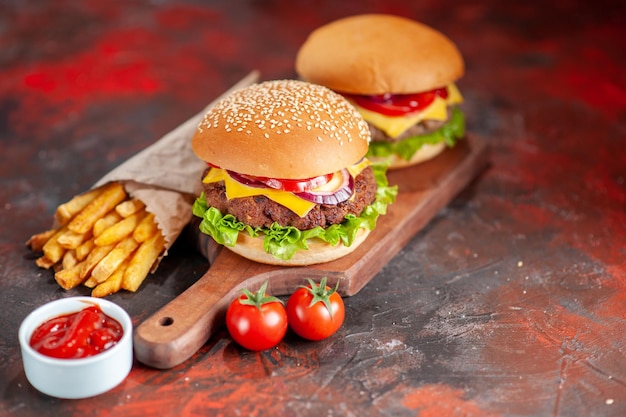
top-left (123, 231), bottom-right (166, 292)
top-left (94, 210), bottom-right (145, 246)
top-left (91, 260), bottom-right (128, 298)
top-left (55, 187), bottom-right (102, 226)
top-left (115, 198), bottom-right (146, 217)
top-left (27, 182), bottom-right (167, 297)
top-left (68, 182), bottom-right (126, 234)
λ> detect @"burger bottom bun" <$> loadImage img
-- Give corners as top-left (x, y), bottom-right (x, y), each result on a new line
top-left (227, 228), bottom-right (371, 266)
top-left (370, 142), bottom-right (447, 170)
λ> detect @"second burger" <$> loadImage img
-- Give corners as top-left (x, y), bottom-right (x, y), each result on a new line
top-left (191, 79), bottom-right (397, 266)
top-left (296, 14), bottom-right (466, 169)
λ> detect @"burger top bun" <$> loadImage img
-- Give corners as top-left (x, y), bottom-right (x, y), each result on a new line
top-left (295, 14), bottom-right (464, 95)
top-left (192, 79), bottom-right (371, 179)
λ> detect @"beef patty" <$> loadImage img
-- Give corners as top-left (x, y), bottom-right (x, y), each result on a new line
top-left (202, 166), bottom-right (378, 230)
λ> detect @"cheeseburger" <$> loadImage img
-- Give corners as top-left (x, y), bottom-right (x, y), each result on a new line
top-left (191, 80), bottom-right (396, 266)
top-left (295, 14), bottom-right (466, 169)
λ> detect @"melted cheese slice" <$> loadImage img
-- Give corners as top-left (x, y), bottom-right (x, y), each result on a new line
top-left (202, 159), bottom-right (371, 217)
top-left (351, 83), bottom-right (463, 139)
top-left (347, 158), bottom-right (371, 178)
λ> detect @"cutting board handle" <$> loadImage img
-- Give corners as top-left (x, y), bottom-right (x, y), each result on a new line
top-left (133, 248), bottom-right (278, 369)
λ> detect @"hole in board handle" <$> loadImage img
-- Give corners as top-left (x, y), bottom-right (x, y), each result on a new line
top-left (159, 316), bottom-right (174, 326)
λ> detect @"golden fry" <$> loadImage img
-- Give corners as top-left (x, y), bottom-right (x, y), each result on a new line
top-left (55, 264), bottom-right (86, 290)
top-left (35, 256), bottom-right (56, 269)
top-left (27, 229), bottom-right (57, 252)
top-left (93, 211), bottom-right (123, 237)
top-left (55, 187), bottom-right (103, 226)
top-left (115, 198), bottom-right (146, 217)
top-left (83, 276), bottom-right (98, 289)
top-left (91, 261), bottom-right (128, 298)
top-left (132, 212), bottom-right (158, 243)
top-left (75, 237), bottom-right (95, 261)
top-left (62, 250), bottom-right (78, 270)
top-left (68, 182), bottom-right (127, 234)
top-left (30, 181), bottom-right (162, 295)
top-left (80, 243), bottom-right (115, 279)
top-left (122, 232), bottom-right (165, 292)
top-left (42, 226), bottom-right (68, 264)
top-left (57, 229), bottom-right (92, 250)
top-left (91, 236), bottom-right (139, 284)
top-left (94, 210), bottom-right (145, 247)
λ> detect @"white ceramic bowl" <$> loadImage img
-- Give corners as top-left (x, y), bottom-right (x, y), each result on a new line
top-left (18, 296), bottom-right (133, 399)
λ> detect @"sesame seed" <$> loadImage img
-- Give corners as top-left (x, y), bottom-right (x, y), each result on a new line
top-left (197, 79), bottom-right (371, 145)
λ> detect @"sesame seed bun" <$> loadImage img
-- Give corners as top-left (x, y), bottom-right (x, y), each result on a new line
top-left (191, 79), bottom-right (371, 179)
top-left (295, 14), bottom-right (464, 95)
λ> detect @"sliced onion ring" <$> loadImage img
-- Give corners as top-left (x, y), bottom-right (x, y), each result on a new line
top-left (295, 169), bottom-right (354, 205)
top-left (227, 170), bottom-right (268, 188)
top-left (227, 168), bottom-right (355, 206)
top-left (261, 173), bottom-right (332, 192)
top-left (226, 170), bottom-right (333, 192)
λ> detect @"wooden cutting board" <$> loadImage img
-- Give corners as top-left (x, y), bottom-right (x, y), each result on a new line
top-left (134, 135), bottom-right (489, 368)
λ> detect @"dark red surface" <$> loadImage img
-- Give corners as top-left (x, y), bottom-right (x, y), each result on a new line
top-left (1, 1), bottom-right (625, 416)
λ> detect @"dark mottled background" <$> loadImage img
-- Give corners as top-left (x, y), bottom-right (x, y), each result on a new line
top-left (1, 1), bottom-right (624, 416)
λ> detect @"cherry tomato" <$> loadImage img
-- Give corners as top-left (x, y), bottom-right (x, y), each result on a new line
top-left (225, 281), bottom-right (288, 351)
top-left (286, 277), bottom-right (345, 341)
top-left (343, 87), bottom-right (448, 117)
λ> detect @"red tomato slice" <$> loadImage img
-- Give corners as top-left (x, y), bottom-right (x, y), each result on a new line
top-left (343, 87), bottom-right (449, 117)
top-left (230, 171), bottom-right (334, 193)
top-left (261, 173), bottom-right (333, 192)
top-left (295, 168), bottom-right (354, 205)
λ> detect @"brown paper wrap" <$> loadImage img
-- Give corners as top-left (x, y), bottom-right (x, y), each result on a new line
top-left (92, 71), bottom-right (260, 254)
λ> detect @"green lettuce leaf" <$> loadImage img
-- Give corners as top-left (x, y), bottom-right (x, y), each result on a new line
top-left (367, 107), bottom-right (465, 161)
top-left (192, 164), bottom-right (398, 260)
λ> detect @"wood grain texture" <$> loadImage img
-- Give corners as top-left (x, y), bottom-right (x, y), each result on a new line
top-left (133, 135), bottom-right (489, 368)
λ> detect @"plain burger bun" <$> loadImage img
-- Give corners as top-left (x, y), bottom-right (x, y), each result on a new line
top-left (230, 228), bottom-right (371, 266)
top-left (192, 79), bottom-right (371, 180)
top-left (295, 14), bottom-right (464, 95)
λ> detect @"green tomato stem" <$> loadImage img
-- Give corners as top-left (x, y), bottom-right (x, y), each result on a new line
top-left (238, 280), bottom-right (283, 311)
top-left (303, 277), bottom-right (340, 319)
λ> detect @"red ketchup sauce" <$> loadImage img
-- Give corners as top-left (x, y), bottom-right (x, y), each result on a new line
top-left (342, 87), bottom-right (449, 116)
top-left (29, 304), bottom-right (123, 359)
